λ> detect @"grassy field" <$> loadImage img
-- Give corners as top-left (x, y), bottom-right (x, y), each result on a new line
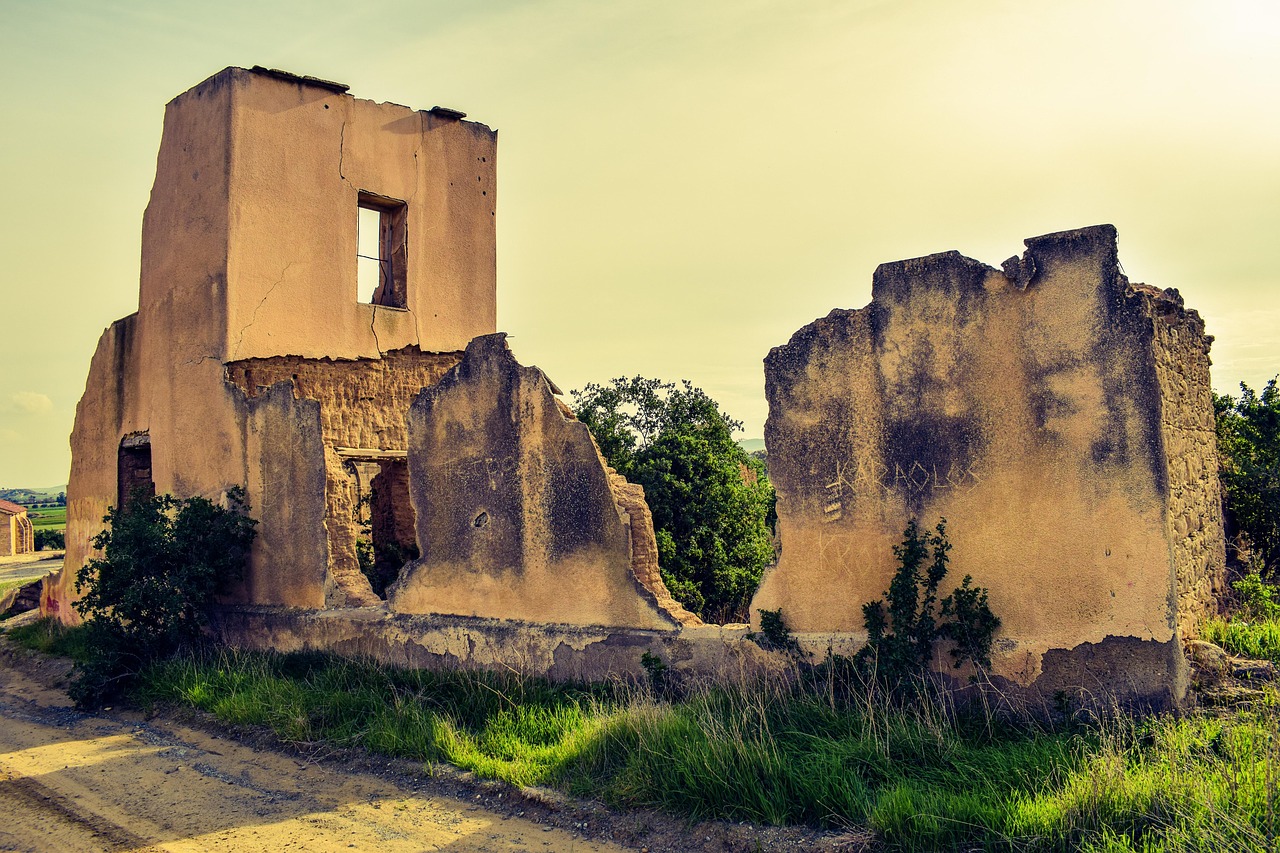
top-left (27, 507), bottom-right (65, 530)
top-left (0, 579), bottom-right (28, 600)
top-left (7, 617), bottom-right (1280, 853)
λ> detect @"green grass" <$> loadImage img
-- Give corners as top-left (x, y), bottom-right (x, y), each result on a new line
top-left (10, 619), bottom-right (1280, 852)
top-left (27, 507), bottom-right (65, 530)
top-left (4, 618), bottom-right (94, 663)
top-left (1202, 616), bottom-right (1280, 664)
top-left (131, 650), bottom-right (1280, 851)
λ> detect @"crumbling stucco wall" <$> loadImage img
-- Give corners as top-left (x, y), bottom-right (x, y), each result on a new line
top-left (219, 67), bottom-right (496, 359)
top-left (237, 382), bottom-right (328, 607)
top-left (226, 348), bottom-right (462, 605)
top-left (752, 225), bottom-right (1224, 709)
top-left (213, 608), bottom-right (772, 684)
top-left (389, 334), bottom-right (693, 629)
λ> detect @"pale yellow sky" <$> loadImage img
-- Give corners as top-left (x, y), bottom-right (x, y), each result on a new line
top-left (2, 0), bottom-right (1278, 486)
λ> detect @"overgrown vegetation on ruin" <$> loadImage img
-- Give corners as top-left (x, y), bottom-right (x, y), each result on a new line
top-left (1203, 377), bottom-right (1280, 667)
top-left (70, 488), bottom-right (257, 707)
top-left (572, 377), bottom-right (775, 622)
top-left (856, 518), bottom-right (1001, 687)
top-left (1202, 569), bottom-right (1280, 664)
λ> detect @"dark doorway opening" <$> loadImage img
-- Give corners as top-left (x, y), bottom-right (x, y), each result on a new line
top-left (369, 458), bottom-right (418, 597)
top-left (344, 451), bottom-right (417, 600)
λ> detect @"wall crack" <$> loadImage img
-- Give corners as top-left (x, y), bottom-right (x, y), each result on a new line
top-left (232, 262), bottom-right (294, 359)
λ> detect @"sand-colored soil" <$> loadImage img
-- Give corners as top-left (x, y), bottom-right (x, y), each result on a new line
top-left (0, 656), bottom-right (627, 852)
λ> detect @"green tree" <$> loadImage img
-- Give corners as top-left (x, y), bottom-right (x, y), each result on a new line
top-left (72, 487), bottom-right (257, 706)
top-left (1215, 378), bottom-right (1280, 575)
top-left (573, 378), bottom-right (774, 622)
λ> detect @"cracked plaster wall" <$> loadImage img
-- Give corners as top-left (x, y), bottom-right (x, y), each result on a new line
top-left (224, 68), bottom-right (496, 360)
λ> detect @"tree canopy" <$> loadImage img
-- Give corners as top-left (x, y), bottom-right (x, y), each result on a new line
top-left (572, 377), bottom-right (775, 622)
top-left (1216, 378), bottom-right (1280, 575)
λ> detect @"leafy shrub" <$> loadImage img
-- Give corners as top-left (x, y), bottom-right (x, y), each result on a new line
top-left (1230, 571), bottom-right (1280, 621)
top-left (71, 487), bottom-right (257, 706)
top-left (857, 518), bottom-right (1000, 686)
top-left (751, 607), bottom-right (805, 659)
top-left (640, 650), bottom-right (670, 692)
top-left (35, 528), bottom-right (64, 550)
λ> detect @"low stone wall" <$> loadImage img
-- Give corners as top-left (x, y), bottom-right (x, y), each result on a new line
top-left (212, 606), bottom-right (774, 684)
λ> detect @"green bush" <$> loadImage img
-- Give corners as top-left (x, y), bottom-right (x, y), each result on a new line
top-left (751, 607), bottom-right (805, 659)
top-left (1230, 571), bottom-right (1280, 621)
top-left (857, 518), bottom-right (1000, 687)
top-left (35, 528), bottom-right (64, 550)
top-left (71, 487), bottom-right (256, 707)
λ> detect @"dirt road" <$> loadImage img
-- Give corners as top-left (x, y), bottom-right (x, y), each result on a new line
top-left (0, 651), bottom-right (630, 852)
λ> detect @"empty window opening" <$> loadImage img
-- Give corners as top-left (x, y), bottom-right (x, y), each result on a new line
top-left (117, 433), bottom-right (154, 510)
top-left (357, 193), bottom-right (408, 308)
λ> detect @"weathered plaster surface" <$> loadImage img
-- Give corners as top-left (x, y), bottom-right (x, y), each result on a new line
top-left (223, 68), bottom-right (496, 359)
top-left (213, 607), bottom-right (775, 683)
top-left (752, 225), bottom-right (1222, 708)
top-left (390, 334), bottom-right (690, 630)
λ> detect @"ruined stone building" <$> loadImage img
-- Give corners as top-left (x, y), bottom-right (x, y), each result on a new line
top-left (45, 67), bottom-right (690, 639)
top-left (0, 500), bottom-right (34, 557)
top-left (47, 68), bottom-right (1225, 709)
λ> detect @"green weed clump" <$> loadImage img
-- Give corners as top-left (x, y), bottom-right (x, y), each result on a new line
top-left (1202, 571), bottom-right (1280, 665)
top-left (858, 518), bottom-right (1000, 689)
top-left (5, 617), bottom-right (94, 663)
top-left (130, 647), bottom-right (1280, 852)
top-left (1202, 616), bottom-right (1280, 664)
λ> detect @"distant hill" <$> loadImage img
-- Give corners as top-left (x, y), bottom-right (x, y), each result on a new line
top-left (737, 438), bottom-right (765, 453)
top-left (0, 485), bottom-right (67, 507)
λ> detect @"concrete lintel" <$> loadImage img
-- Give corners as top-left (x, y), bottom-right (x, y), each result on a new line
top-left (335, 447), bottom-right (408, 460)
